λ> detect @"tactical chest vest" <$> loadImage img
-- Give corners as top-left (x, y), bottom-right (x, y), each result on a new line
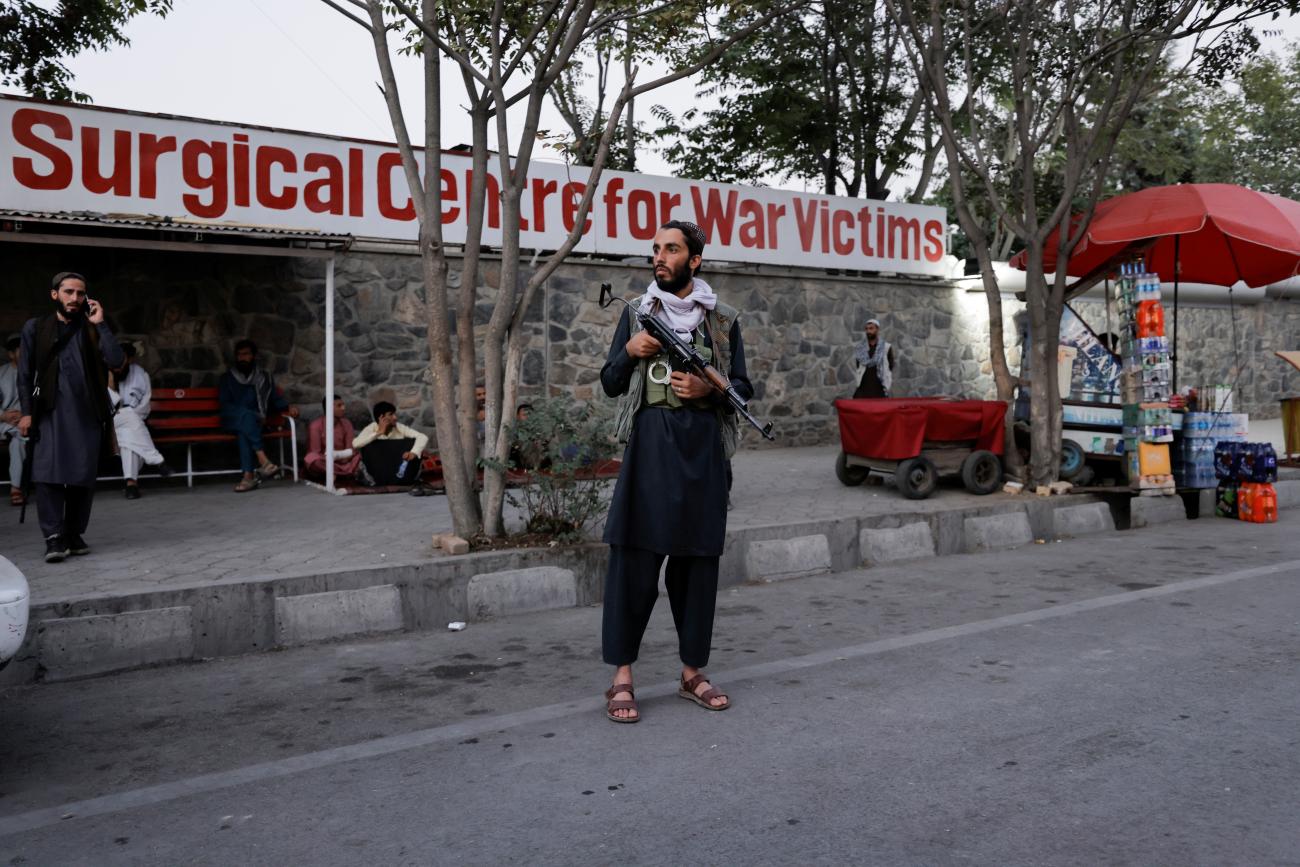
top-left (613, 300), bottom-right (741, 459)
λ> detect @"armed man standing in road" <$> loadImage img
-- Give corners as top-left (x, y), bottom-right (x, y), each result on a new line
top-left (18, 272), bottom-right (125, 562)
top-left (598, 220), bottom-right (753, 723)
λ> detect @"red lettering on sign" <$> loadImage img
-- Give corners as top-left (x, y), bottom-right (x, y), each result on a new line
top-left (181, 139), bottom-right (228, 219)
top-left (256, 146), bottom-right (297, 210)
top-left (858, 207), bottom-right (874, 256)
top-left (138, 133), bottom-right (176, 199)
top-left (531, 177), bottom-right (557, 232)
top-left (765, 203), bottom-right (786, 249)
top-left (659, 191), bottom-right (681, 223)
top-left (603, 177), bottom-right (625, 237)
top-left (924, 220), bottom-right (945, 262)
top-left (303, 153), bottom-right (344, 215)
top-left (440, 169), bottom-right (460, 224)
top-left (562, 181), bottom-right (591, 234)
top-left (691, 187), bottom-right (738, 244)
top-left (377, 152), bottom-right (415, 221)
top-left (628, 188), bottom-right (656, 240)
top-left (232, 134), bottom-right (251, 207)
top-left (832, 208), bottom-right (855, 255)
top-left (737, 198), bottom-right (765, 249)
top-left (348, 148), bottom-right (364, 217)
top-left (793, 197), bottom-right (818, 252)
top-left (11, 108), bottom-right (73, 190)
top-left (888, 215), bottom-right (920, 259)
top-left (80, 127), bottom-right (132, 196)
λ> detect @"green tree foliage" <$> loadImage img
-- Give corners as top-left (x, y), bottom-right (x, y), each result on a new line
top-left (1194, 43), bottom-right (1300, 198)
top-left (0, 1), bottom-right (172, 102)
top-left (655, 0), bottom-right (928, 199)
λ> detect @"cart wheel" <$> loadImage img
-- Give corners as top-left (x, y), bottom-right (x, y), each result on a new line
top-left (960, 450), bottom-right (1003, 495)
top-left (835, 451), bottom-right (869, 487)
top-left (895, 456), bottom-right (938, 499)
top-left (1059, 440), bottom-right (1086, 481)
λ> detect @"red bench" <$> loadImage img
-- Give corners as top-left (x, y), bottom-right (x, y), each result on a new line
top-left (148, 387), bottom-right (298, 487)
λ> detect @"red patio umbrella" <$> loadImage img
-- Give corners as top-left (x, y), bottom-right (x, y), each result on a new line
top-left (1009, 183), bottom-right (1300, 389)
top-left (1009, 183), bottom-right (1300, 286)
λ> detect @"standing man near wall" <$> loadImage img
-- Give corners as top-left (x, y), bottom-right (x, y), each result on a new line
top-left (852, 318), bottom-right (896, 398)
top-left (598, 220), bottom-right (752, 723)
top-left (17, 272), bottom-right (125, 562)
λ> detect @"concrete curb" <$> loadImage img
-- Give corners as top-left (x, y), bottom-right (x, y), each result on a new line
top-left (275, 585), bottom-right (404, 648)
top-left (1130, 495), bottom-right (1188, 528)
top-left (744, 534), bottom-right (832, 581)
top-left (963, 510), bottom-right (1034, 553)
top-left (0, 491), bottom-right (1254, 685)
top-left (859, 523), bottom-right (936, 566)
top-left (1053, 502), bottom-right (1116, 538)
top-left (467, 566), bottom-right (578, 619)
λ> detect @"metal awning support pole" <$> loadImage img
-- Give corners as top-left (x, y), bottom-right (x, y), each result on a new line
top-left (325, 255), bottom-right (336, 493)
top-left (1172, 235), bottom-right (1180, 394)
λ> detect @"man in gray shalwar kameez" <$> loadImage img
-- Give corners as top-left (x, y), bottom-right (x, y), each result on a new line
top-left (17, 271), bottom-right (124, 562)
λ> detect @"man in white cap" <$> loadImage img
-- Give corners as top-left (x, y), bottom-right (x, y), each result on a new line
top-left (853, 318), bottom-right (896, 398)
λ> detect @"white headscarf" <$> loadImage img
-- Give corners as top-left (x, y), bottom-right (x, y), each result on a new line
top-left (638, 277), bottom-right (717, 334)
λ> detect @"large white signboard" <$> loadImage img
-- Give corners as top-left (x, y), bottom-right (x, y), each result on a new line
top-left (0, 96), bottom-right (948, 275)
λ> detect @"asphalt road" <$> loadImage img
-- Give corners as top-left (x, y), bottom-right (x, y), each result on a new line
top-left (2, 515), bottom-right (1298, 865)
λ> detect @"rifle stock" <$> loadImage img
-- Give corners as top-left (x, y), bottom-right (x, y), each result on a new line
top-left (599, 283), bottom-right (775, 441)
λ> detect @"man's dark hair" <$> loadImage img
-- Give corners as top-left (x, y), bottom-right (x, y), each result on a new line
top-left (51, 271), bottom-right (87, 290)
top-left (322, 395), bottom-right (346, 410)
top-left (121, 342), bottom-right (137, 359)
top-left (373, 401), bottom-right (396, 420)
top-left (234, 338), bottom-right (258, 355)
top-left (4, 336), bottom-right (19, 353)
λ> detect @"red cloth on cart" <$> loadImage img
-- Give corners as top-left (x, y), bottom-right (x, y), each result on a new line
top-left (834, 398), bottom-right (1007, 460)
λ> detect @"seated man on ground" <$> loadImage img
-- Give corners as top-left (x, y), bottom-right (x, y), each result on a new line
top-left (218, 338), bottom-right (300, 493)
top-left (305, 395), bottom-right (362, 481)
top-left (108, 342), bottom-right (172, 499)
top-left (1, 335), bottom-right (26, 505)
top-left (352, 401), bottom-right (428, 487)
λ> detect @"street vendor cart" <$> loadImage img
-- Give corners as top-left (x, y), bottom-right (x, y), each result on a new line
top-left (833, 397), bottom-right (1006, 499)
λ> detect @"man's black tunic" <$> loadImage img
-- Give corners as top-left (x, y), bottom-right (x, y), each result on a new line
top-left (599, 306), bottom-right (752, 557)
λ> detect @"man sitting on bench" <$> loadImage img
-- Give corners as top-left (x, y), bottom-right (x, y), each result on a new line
top-left (218, 338), bottom-right (299, 493)
top-left (108, 342), bottom-right (172, 499)
top-left (352, 401), bottom-right (427, 487)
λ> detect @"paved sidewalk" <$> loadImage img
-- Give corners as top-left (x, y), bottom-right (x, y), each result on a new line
top-left (2, 445), bottom-right (1022, 604)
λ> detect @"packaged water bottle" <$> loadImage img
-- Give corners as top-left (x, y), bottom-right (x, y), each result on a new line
top-left (397, 458), bottom-right (410, 479)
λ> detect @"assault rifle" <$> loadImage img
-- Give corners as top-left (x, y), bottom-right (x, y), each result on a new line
top-left (599, 282), bottom-right (775, 440)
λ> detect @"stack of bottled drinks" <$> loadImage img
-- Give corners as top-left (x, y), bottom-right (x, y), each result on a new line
top-left (1176, 411), bottom-right (1247, 489)
top-left (1214, 442), bottom-right (1279, 522)
top-left (1117, 263), bottom-right (1175, 494)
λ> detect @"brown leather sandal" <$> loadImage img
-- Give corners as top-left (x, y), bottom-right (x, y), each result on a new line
top-left (605, 682), bottom-right (639, 724)
top-left (678, 673), bottom-right (730, 711)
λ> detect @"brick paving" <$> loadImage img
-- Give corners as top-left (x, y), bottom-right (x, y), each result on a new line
top-left (2, 445), bottom-right (1023, 605)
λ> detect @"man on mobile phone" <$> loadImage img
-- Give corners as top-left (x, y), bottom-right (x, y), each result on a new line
top-left (17, 271), bottom-right (125, 562)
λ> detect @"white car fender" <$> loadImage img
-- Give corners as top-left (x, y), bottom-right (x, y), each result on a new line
top-left (0, 555), bottom-right (30, 669)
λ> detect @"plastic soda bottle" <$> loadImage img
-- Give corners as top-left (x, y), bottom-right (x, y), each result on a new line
top-left (1237, 482), bottom-right (1256, 522)
top-left (1255, 444), bottom-right (1278, 483)
top-left (1255, 484), bottom-right (1278, 523)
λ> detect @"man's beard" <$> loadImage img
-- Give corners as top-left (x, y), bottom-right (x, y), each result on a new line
top-left (235, 360), bottom-right (255, 375)
top-left (654, 264), bottom-right (692, 294)
top-left (54, 297), bottom-right (81, 319)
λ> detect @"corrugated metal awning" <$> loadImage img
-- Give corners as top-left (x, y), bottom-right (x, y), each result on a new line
top-left (0, 209), bottom-right (352, 246)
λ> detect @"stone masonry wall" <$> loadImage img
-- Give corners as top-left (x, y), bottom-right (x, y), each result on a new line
top-left (3, 240), bottom-right (1294, 459)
